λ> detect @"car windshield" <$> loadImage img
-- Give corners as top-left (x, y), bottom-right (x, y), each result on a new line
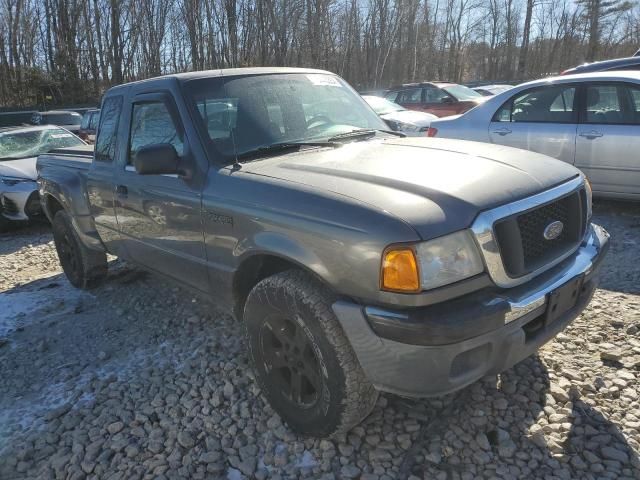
top-left (363, 96), bottom-right (405, 115)
top-left (442, 84), bottom-right (483, 101)
top-left (185, 73), bottom-right (388, 162)
top-left (41, 112), bottom-right (82, 125)
top-left (0, 128), bottom-right (84, 161)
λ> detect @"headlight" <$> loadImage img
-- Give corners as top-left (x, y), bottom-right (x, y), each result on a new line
top-left (394, 122), bottom-right (421, 132)
top-left (1, 176), bottom-right (34, 186)
top-left (381, 230), bottom-right (484, 292)
top-left (584, 176), bottom-right (593, 220)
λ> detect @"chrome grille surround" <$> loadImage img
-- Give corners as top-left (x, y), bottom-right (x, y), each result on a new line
top-left (470, 176), bottom-right (587, 288)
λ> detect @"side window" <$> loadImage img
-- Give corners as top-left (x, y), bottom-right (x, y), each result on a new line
top-left (424, 86), bottom-right (450, 103)
top-left (629, 86), bottom-right (640, 122)
top-left (493, 86), bottom-right (576, 123)
top-left (396, 88), bottom-right (423, 104)
top-left (384, 91), bottom-right (399, 102)
top-left (95, 96), bottom-right (123, 162)
top-left (128, 101), bottom-right (184, 164)
top-left (584, 85), bottom-right (623, 124)
top-left (81, 114), bottom-right (90, 129)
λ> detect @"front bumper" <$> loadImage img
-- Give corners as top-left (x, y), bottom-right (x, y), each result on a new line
top-left (1, 181), bottom-right (41, 221)
top-left (333, 223), bottom-right (609, 398)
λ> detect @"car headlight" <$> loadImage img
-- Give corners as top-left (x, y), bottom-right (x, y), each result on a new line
top-left (381, 230), bottom-right (484, 292)
top-left (1, 176), bottom-right (34, 186)
top-left (394, 122), bottom-right (421, 132)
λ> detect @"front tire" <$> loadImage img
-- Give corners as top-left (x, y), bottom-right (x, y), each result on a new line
top-left (244, 270), bottom-right (379, 437)
top-left (52, 210), bottom-right (107, 289)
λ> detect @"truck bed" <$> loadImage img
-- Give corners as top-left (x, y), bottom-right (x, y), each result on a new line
top-left (37, 145), bottom-right (94, 171)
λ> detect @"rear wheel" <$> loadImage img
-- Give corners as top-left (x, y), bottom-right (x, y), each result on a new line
top-left (244, 270), bottom-right (378, 437)
top-left (52, 210), bottom-right (107, 289)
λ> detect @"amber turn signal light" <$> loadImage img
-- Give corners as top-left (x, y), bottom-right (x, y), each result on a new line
top-left (381, 248), bottom-right (420, 292)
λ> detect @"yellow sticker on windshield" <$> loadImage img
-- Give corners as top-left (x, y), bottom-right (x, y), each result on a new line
top-left (306, 74), bottom-right (342, 87)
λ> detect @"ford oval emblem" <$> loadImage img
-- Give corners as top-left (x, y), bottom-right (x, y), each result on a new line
top-left (543, 220), bottom-right (564, 240)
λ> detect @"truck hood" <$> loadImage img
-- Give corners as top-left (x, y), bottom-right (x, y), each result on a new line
top-left (0, 157), bottom-right (37, 180)
top-left (241, 137), bottom-right (580, 240)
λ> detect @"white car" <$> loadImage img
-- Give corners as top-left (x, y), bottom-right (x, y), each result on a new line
top-left (363, 95), bottom-right (437, 135)
top-left (0, 125), bottom-right (85, 230)
top-left (429, 72), bottom-right (640, 200)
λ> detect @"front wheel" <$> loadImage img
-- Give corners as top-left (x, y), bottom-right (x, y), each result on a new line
top-left (52, 210), bottom-right (108, 289)
top-left (244, 270), bottom-right (378, 437)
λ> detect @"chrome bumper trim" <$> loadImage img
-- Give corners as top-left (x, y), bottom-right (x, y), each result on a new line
top-left (500, 223), bottom-right (608, 323)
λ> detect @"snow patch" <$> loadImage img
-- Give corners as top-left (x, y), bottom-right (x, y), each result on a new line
top-left (0, 274), bottom-right (92, 337)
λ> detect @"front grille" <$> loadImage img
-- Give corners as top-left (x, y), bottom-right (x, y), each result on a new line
top-left (494, 190), bottom-right (586, 278)
top-left (1, 196), bottom-right (19, 215)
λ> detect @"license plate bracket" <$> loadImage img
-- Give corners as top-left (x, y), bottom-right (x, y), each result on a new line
top-left (545, 275), bottom-right (583, 325)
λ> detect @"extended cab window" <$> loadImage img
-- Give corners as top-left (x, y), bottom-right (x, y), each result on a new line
top-left (95, 96), bottom-right (123, 162)
top-left (494, 86), bottom-right (576, 123)
top-left (128, 101), bottom-right (184, 164)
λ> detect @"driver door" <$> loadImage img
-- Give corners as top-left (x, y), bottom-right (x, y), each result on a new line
top-left (114, 93), bottom-right (209, 292)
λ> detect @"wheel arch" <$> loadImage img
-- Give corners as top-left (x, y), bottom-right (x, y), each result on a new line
top-left (232, 252), bottom-right (334, 322)
top-left (42, 193), bottom-right (65, 221)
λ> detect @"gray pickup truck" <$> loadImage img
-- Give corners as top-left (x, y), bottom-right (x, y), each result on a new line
top-left (37, 67), bottom-right (609, 437)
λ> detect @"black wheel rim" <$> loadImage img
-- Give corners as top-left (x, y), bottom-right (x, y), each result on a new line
top-left (260, 315), bottom-right (323, 408)
top-left (58, 230), bottom-right (79, 278)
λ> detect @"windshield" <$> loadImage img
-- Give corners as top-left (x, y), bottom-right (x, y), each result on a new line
top-left (0, 128), bottom-right (84, 161)
top-left (363, 96), bottom-right (405, 115)
top-left (442, 84), bottom-right (483, 101)
top-left (40, 112), bottom-right (82, 125)
top-left (185, 73), bottom-right (388, 161)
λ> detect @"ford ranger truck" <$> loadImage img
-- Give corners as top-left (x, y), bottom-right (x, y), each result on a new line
top-left (37, 68), bottom-right (609, 437)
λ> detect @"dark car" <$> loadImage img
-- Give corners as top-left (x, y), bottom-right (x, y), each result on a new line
top-left (78, 109), bottom-right (100, 143)
top-left (561, 55), bottom-right (640, 75)
top-left (384, 82), bottom-right (487, 117)
top-left (0, 111), bottom-right (36, 128)
top-left (31, 110), bottom-right (83, 135)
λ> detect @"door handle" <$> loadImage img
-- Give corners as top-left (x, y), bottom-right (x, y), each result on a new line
top-left (579, 130), bottom-right (603, 139)
top-left (492, 127), bottom-right (512, 136)
top-left (116, 185), bottom-right (128, 196)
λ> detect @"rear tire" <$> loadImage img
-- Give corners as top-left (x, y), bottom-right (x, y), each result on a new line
top-left (244, 270), bottom-right (379, 437)
top-left (52, 210), bottom-right (107, 289)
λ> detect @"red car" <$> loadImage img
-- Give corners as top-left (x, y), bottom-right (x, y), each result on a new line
top-left (384, 82), bottom-right (487, 117)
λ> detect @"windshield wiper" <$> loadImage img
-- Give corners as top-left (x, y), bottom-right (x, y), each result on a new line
top-left (237, 141), bottom-right (340, 161)
top-left (328, 129), bottom-right (405, 143)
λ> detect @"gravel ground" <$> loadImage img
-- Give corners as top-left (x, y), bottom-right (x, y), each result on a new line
top-left (0, 201), bottom-right (639, 480)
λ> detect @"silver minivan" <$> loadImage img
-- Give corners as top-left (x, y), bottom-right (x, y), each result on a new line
top-left (429, 72), bottom-right (640, 200)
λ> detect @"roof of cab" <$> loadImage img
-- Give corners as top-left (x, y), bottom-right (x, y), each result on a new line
top-left (106, 67), bottom-right (335, 94)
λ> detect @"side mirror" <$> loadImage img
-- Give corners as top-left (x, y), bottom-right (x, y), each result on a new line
top-left (134, 144), bottom-right (181, 175)
top-left (441, 97), bottom-right (454, 104)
